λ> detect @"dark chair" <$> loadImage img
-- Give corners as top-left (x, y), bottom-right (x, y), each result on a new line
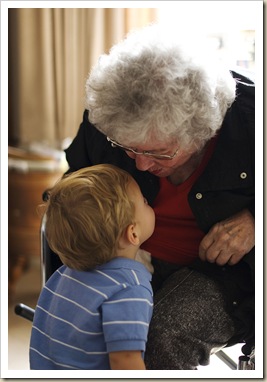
top-left (15, 213), bottom-right (62, 322)
top-left (40, 213), bottom-right (63, 285)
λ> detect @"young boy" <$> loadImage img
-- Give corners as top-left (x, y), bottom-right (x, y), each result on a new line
top-left (29, 164), bottom-right (155, 370)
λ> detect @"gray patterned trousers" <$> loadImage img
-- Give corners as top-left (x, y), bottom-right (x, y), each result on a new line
top-left (145, 266), bottom-right (236, 370)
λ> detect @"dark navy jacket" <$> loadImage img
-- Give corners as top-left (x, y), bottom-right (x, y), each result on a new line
top-left (64, 70), bottom-right (255, 346)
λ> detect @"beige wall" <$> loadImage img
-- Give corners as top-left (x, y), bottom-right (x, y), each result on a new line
top-left (8, 8), bottom-right (158, 148)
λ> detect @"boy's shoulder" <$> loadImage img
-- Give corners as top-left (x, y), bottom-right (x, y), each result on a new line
top-left (98, 257), bottom-right (152, 286)
top-left (53, 259), bottom-right (152, 295)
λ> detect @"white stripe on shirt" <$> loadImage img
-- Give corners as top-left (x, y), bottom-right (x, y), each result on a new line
top-left (30, 347), bottom-right (79, 369)
top-left (32, 326), bottom-right (107, 355)
top-left (57, 269), bottom-right (108, 298)
top-left (36, 305), bottom-right (103, 335)
top-left (104, 298), bottom-right (153, 306)
top-left (131, 270), bottom-right (140, 285)
top-left (44, 286), bottom-right (100, 316)
top-left (103, 321), bottom-right (149, 327)
top-left (95, 270), bottom-right (127, 288)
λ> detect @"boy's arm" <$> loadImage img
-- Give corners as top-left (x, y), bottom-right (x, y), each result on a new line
top-left (109, 350), bottom-right (146, 370)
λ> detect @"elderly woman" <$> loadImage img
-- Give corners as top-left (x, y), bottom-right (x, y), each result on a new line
top-left (64, 25), bottom-right (255, 369)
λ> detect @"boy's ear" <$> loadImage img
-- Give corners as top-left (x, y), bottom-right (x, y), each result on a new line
top-left (125, 223), bottom-right (140, 246)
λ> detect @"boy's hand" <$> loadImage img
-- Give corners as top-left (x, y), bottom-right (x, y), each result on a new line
top-left (135, 249), bottom-right (154, 273)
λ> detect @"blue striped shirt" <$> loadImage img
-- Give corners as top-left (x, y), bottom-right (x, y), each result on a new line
top-left (29, 257), bottom-right (153, 369)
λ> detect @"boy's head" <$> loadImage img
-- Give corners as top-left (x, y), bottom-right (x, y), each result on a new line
top-left (45, 164), bottom-right (155, 271)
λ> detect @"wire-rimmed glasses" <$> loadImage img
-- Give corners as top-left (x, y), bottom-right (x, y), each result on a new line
top-left (107, 137), bottom-right (179, 160)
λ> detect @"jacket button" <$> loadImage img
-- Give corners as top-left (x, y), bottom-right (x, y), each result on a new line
top-left (196, 193), bottom-right (203, 200)
top-left (240, 172), bottom-right (247, 179)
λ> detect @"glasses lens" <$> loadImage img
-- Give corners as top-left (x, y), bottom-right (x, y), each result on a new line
top-left (107, 137), bottom-right (177, 160)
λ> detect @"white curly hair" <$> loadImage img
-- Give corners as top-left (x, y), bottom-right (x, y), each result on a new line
top-left (85, 23), bottom-right (236, 151)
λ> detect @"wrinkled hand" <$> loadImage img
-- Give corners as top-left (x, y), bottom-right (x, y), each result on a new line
top-left (135, 249), bottom-right (154, 274)
top-left (199, 209), bottom-right (255, 266)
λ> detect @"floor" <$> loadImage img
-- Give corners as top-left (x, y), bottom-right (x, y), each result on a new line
top-left (7, 259), bottom-right (244, 374)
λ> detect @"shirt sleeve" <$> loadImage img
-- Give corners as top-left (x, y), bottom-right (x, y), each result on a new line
top-left (101, 285), bottom-right (153, 353)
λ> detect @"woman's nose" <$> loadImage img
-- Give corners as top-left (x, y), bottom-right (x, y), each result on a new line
top-left (133, 155), bottom-right (155, 171)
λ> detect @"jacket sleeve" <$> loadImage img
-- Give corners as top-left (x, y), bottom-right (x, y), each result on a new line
top-left (64, 110), bottom-right (94, 174)
top-left (189, 70), bottom-right (255, 233)
top-left (233, 71), bottom-right (255, 218)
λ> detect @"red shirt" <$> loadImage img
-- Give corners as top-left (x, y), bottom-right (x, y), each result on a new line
top-left (142, 137), bottom-right (218, 265)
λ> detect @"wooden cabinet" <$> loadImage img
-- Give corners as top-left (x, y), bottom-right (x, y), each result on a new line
top-left (8, 170), bottom-right (62, 299)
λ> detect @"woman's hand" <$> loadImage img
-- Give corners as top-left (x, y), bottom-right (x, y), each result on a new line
top-left (199, 209), bottom-right (255, 266)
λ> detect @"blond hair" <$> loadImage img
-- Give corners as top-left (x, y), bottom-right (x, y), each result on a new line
top-left (45, 164), bottom-right (135, 271)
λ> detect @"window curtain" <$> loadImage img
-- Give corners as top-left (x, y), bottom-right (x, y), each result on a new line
top-left (8, 8), bottom-right (158, 148)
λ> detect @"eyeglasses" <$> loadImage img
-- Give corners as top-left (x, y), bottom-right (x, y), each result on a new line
top-left (107, 137), bottom-right (179, 160)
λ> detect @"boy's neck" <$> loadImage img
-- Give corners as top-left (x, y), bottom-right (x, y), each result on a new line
top-left (116, 246), bottom-right (139, 261)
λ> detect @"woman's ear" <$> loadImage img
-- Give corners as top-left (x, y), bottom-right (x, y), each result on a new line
top-left (125, 223), bottom-right (140, 246)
